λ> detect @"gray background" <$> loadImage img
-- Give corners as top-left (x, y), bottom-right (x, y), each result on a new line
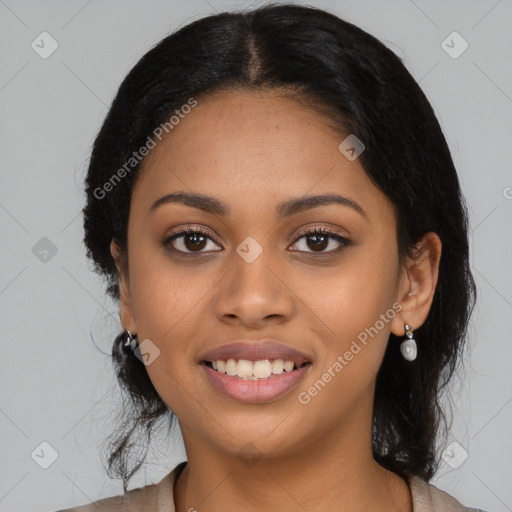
top-left (1, 0), bottom-right (511, 511)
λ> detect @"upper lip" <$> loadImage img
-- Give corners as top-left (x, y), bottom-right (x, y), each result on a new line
top-left (199, 339), bottom-right (312, 366)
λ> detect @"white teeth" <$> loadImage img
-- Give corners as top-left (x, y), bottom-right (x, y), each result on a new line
top-left (208, 358), bottom-right (303, 379)
top-left (253, 360), bottom-right (272, 378)
top-left (226, 358), bottom-right (238, 376)
top-left (236, 359), bottom-right (254, 378)
top-left (271, 359), bottom-right (284, 374)
top-left (283, 360), bottom-right (294, 372)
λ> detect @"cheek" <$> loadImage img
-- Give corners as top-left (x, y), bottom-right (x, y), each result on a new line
top-left (125, 250), bottom-right (211, 403)
top-left (302, 247), bottom-right (399, 380)
top-left (127, 244), bottom-right (209, 340)
top-left (126, 250), bottom-right (207, 416)
top-left (295, 265), bottom-right (397, 425)
top-left (300, 248), bottom-right (398, 336)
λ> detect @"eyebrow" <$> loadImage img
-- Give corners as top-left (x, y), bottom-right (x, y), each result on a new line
top-left (150, 191), bottom-right (367, 219)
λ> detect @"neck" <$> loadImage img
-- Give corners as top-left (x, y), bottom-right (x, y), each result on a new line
top-left (173, 393), bottom-right (412, 512)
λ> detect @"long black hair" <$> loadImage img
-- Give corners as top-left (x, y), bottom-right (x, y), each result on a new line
top-left (83, 3), bottom-right (476, 491)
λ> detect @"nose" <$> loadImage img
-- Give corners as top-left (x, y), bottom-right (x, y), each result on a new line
top-left (212, 244), bottom-right (295, 329)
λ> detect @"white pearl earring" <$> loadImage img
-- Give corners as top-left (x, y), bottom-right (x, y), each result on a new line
top-left (400, 323), bottom-right (417, 361)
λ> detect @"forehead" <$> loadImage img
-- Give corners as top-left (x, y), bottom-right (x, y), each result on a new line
top-left (132, 90), bottom-right (393, 223)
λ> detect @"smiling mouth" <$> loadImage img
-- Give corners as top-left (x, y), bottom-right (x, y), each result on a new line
top-left (202, 358), bottom-right (312, 380)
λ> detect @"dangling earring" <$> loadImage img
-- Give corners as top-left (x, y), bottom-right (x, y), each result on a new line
top-left (400, 323), bottom-right (417, 361)
top-left (121, 329), bottom-right (138, 355)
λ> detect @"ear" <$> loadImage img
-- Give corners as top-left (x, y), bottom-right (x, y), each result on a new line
top-left (390, 232), bottom-right (442, 336)
top-left (110, 240), bottom-right (137, 333)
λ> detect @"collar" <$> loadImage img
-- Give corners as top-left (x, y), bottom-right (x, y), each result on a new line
top-left (155, 463), bottom-right (470, 512)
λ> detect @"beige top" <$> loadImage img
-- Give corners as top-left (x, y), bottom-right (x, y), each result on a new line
top-left (55, 461), bottom-right (486, 512)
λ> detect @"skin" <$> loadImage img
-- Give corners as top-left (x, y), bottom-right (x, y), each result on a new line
top-left (111, 89), bottom-right (442, 512)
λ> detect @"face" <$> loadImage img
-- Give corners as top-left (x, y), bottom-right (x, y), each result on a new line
top-left (112, 89), bottom-right (418, 462)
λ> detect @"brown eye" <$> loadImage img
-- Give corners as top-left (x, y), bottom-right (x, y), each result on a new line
top-left (163, 226), bottom-right (351, 256)
top-left (290, 228), bottom-right (351, 254)
top-left (304, 233), bottom-right (329, 252)
top-left (165, 228), bottom-right (221, 253)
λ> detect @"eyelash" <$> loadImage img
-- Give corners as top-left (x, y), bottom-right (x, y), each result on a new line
top-left (162, 225), bottom-right (352, 256)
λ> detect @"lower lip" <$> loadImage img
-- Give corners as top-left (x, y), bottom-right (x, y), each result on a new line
top-left (200, 363), bottom-right (312, 403)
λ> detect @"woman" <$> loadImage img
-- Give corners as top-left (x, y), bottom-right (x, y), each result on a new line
top-left (57, 3), bottom-right (487, 511)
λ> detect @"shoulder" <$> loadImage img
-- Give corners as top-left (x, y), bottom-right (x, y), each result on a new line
top-left (408, 476), bottom-right (489, 512)
top-left (53, 461), bottom-right (187, 512)
top-left (52, 483), bottom-right (161, 512)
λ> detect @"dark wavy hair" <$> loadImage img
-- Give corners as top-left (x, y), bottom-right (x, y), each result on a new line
top-left (82, 3), bottom-right (476, 491)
